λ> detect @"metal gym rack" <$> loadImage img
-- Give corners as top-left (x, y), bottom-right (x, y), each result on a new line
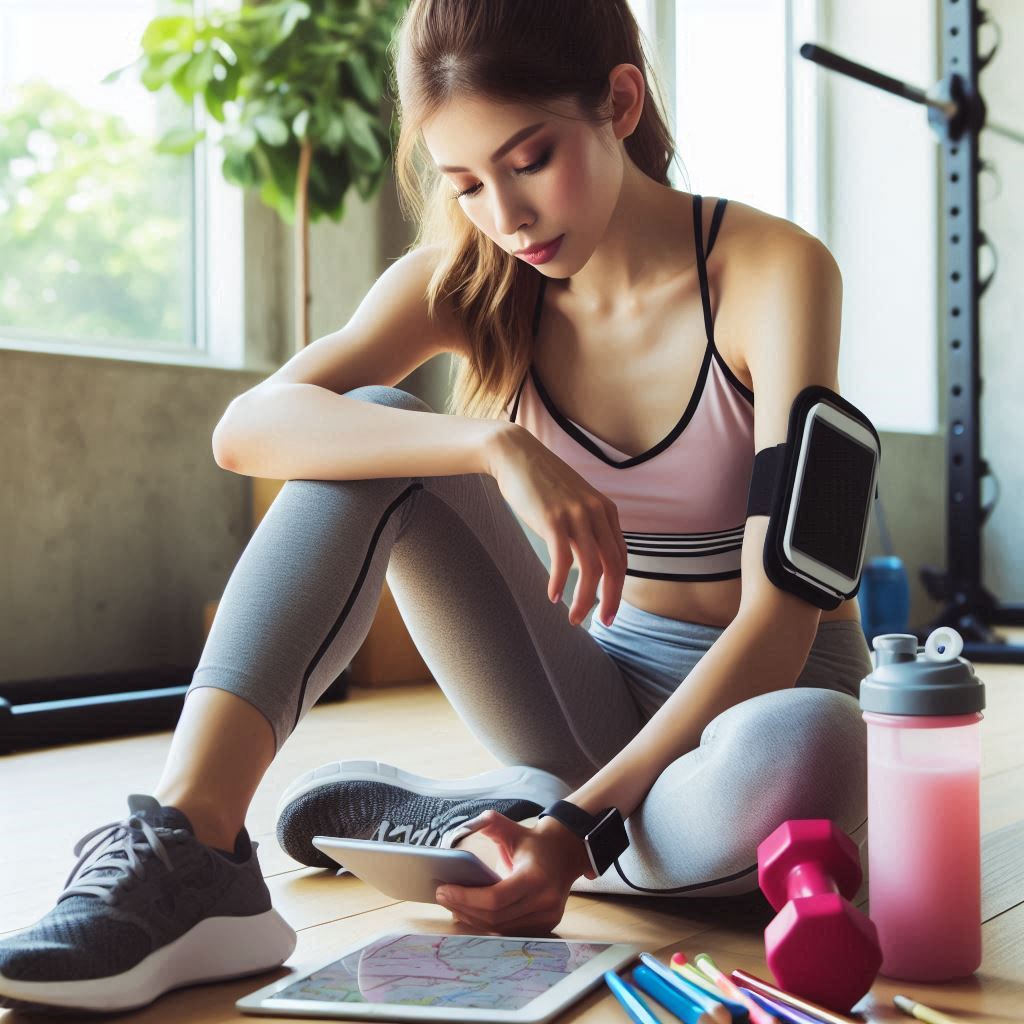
top-left (801, 0), bottom-right (1024, 663)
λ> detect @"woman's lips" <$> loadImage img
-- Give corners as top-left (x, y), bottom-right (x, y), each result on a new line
top-left (516, 235), bottom-right (564, 264)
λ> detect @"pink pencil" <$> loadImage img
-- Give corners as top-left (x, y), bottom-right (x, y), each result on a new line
top-left (677, 953), bottom-right (778, 1024)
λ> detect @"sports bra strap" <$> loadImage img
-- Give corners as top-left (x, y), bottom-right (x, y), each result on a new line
top-left (692, 194), bottom-right (728, 347)
top-left (707, 197), bottom-right (727, 258)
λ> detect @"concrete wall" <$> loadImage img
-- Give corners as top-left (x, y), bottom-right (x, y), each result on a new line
top-left (1, 175), bottom-right (431, 682)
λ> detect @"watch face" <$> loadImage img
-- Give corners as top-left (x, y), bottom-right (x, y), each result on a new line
top-left (584, 808), bottom-right (628, 876)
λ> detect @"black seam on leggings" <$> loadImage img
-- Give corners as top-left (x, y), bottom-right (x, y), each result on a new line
top-left (428, 477), bottom-right (622, 774)
top-left (290, 482), bottom-right (424, 736)
top-left (608, 814), bottom-right (870, 895)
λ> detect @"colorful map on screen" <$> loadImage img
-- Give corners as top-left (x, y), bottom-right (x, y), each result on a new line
top-left (274, 933), bottom-right (611, 1008)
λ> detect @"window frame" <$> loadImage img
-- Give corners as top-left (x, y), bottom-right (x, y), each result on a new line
top-left (0, 0), bottom-right (250, 373)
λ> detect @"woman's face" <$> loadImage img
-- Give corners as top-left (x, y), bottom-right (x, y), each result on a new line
top-left (421, 93), bottom-right (624, 276)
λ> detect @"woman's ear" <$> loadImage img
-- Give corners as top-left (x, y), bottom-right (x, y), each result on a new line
top-left (607, 62), bottom-right (646, 140)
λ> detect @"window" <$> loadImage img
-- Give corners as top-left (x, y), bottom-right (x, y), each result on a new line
top-left (634, 0), bottom-right (937, 434)
top-left (0, 0), bottom-right (243, 368)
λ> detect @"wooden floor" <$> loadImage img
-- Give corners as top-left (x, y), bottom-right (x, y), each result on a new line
top-left (3, 632), bottom-right (1023, 1023)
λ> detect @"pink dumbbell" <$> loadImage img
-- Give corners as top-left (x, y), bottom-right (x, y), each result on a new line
top-left (758, 819), bottom-right (882, 1013)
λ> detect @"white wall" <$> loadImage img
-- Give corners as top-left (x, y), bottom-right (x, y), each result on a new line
top-left (823, 0), bottom-right (938, 435)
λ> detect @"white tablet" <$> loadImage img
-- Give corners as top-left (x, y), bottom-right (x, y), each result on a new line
top-left (236, 930), bottom-right (643, 1022)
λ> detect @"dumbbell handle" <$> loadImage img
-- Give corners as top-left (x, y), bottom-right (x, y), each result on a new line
top-left (784, 862), bottom-right (839, 902)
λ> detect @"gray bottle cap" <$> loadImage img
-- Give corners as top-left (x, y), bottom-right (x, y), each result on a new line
top-left (859, 628), bottom-right (985, 716)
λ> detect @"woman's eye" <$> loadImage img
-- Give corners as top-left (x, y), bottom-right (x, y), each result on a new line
top-left (452, 147), bottom-right (552, 201)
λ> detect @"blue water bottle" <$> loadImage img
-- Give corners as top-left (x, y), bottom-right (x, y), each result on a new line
top-left (858, 489), bottom-right (910, 640)
top-left (858, 556), bottom-right (910, 639)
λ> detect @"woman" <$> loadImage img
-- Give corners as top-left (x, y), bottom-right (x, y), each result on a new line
top-left (0, 0), bottom-right (873, 1014)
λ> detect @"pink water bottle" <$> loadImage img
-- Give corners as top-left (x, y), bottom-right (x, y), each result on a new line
top-left (860, 628), bottom-right (985, 981)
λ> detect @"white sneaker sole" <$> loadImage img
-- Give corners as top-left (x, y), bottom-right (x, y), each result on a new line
top-left (0, 907), bottom-right (296, 1013)
top-left (275, 760), bottom-right (573, 824)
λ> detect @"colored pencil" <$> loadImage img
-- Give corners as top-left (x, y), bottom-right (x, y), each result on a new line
top-left (604, 969), bottom-right (662, 1024)
top-left (638, 953), bottom-right (732, 1024)
top-left (632, 965), bottom-right (717, 1024)
top-left (692, 954), bottom-right (778, 1024)
top-left (669, 960), bottom-right (750, 1021)
top-left (894, 994), bottom-right (961, 1024)
top-left (730, 969), bottom-right (861, 1024)
top-left (739, 988), bottom-right (826, 1024)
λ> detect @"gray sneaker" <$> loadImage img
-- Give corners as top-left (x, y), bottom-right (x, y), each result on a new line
top-left (0, 794), bottom-right (296, 1015)
top-left (275, 760), bottom-right (573, 869)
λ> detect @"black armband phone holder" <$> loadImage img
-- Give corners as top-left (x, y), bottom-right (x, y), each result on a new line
top-left (745, 385), bottom-right (881, 611)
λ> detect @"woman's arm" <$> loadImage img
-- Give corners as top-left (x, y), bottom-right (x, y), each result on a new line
top-left (557, 229), bottom-right (844, 826)
top-left (212, 243), bottom-right (508, 481)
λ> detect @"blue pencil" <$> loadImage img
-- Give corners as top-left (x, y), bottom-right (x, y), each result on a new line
top-left (632, 965), bottom-right (717, 1024)
top-left (638, 953), bottom-right (735, 1024)
top-left (604, 969), bottom-right (662, 1024)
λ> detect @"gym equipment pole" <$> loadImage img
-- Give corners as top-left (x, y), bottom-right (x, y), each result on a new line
top-left (800, 1), bottom-right (1024, 664)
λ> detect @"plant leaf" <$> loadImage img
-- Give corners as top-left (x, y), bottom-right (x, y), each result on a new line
top-left (139, 51), bottom-right (192, 91)
top-left (140, 15), bottom-right (195, 55)
top-left (184, 48), bottom-right (218, 92)
top-left (253, 114), bottom-right (289, 146)
top-left (280, 1), bottom-right (312, 39)
top-left (345, 51), bottom-right (379, 106)
top-left (155, 127), bottom-right (206, 155)
top-left (341, 100), bottom-right (382, 169)
top-left (101, 60), bottom-right (138, 86)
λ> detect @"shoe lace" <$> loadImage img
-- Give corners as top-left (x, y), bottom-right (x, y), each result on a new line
top-left (58, 813), bottom-right (182, 906)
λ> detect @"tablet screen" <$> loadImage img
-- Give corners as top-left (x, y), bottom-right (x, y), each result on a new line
top-left (273, 933), bottom-right (612, 1009)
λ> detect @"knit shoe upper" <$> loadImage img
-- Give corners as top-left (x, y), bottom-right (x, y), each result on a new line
top-left (274, 762), bottom-right (571, 869)
top-left (0, 794), bottom-right (296, 1015)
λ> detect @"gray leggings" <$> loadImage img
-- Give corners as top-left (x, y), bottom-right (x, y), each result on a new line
top-left (189, 385), bottom-right (873, 898)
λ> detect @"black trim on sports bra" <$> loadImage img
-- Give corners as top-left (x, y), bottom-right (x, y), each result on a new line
top-left (694, 195), bottom-right (755, 406)
top-left (511, 193), bottom-right (752, 463)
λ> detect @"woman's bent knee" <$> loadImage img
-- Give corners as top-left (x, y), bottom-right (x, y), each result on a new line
top-left (343, 384), bottom-right (434, 414)
top-left (704, 687), bottom-right (867, 836)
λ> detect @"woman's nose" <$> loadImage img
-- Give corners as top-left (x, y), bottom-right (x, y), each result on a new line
top-left (491, 191), bottom-right (533, 240)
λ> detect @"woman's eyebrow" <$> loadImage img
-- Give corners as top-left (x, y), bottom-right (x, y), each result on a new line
top-left (437, 122), bottom-right (548, 173)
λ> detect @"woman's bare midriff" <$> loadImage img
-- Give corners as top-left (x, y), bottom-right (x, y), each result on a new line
top-left (621, 574), bottom-right (862, 629)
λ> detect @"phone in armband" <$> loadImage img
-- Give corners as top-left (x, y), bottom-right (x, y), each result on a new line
top-left (746, 385), bottom-right (881, 611)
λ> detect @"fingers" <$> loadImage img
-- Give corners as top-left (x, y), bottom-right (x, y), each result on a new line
top-left (439, 879), bottom-right (560, 935)
top-left (547, 529), bottom-right (572, 604)
top-left (441, 870), bottom-right (531, 918)
top-left (568, 528), bottom-right (601, 626)
top-left (448, 905), bottom-right (559, 937)
top-left (589, 509), bottom-right (627, 626)
top-left (547, 499), bottom-right (627, 627)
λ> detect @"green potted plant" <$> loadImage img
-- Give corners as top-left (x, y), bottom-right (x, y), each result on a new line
top-left (107, 0), bottom-right (408, 351)
top-left (108, 0), bottom-right (418, 668)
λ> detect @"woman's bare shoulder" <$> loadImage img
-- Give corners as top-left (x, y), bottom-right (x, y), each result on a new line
top-left (716, 197), bottom-right (818, 255)
top-left (712, 198), bottom-right (832, 382)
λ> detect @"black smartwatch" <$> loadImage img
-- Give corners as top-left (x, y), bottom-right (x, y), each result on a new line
top-left (537, 800), bottom-right (629, 877)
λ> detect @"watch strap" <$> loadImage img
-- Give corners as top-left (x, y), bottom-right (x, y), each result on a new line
top-left (537, 800), bottom-right (601, 837)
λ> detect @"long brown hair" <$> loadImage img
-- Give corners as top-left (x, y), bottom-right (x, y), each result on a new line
top-left (389, 0), bottom-right (682, 420)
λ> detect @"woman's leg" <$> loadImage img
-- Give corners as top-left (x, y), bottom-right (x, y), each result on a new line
top-left (567, 617), bottom-right (873, 897)
top-left (157, 385), bottom-right (646, 850)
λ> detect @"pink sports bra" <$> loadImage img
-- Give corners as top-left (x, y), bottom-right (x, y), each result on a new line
top-left (505, 194), bottom-right (756, 582)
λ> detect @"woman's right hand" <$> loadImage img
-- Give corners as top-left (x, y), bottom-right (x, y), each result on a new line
top-left (487, 424), bottom-right (628, 628)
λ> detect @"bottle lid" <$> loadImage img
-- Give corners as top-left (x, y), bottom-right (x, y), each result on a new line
top-left (859, 627), bottom-right (986, 716)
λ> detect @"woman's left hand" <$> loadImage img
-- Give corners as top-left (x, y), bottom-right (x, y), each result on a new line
top-left (435, 810), bottom-right (591, 936)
